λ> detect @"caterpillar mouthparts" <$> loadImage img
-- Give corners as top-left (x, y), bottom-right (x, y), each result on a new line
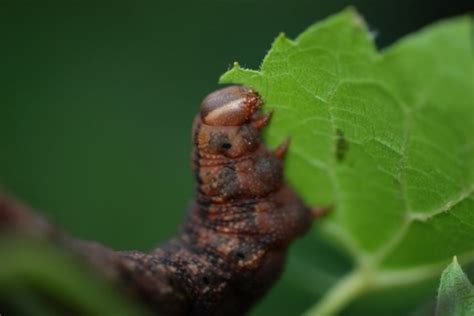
top-left (201, 86), bottom-right (262, 126)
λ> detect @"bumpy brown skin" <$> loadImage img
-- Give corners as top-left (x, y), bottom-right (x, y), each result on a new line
top-left (0, 86), bottom-right (313, 316)
top-left (116, 86), bottom-right (312, 315)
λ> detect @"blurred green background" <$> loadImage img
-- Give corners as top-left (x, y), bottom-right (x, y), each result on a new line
top-left (0, 1), bottom-right (471, 315)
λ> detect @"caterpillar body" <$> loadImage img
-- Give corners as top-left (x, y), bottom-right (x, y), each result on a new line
top-left (0, 86), bottom-right (322, 316)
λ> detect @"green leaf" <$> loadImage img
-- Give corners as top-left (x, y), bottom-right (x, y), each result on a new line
top-left (436, 257), bottom-right (474, 316)
top-left (221, 8), bottom-right (474, 315)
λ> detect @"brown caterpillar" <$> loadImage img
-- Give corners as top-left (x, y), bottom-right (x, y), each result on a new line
top-left (0, 86), bottom-right (328, 315)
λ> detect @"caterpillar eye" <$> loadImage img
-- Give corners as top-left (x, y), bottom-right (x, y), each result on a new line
top-left (221, 143), bottom-right (232, 150)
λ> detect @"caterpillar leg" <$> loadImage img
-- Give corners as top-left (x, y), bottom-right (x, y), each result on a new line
top-left (311, 205), bottom-right (333, 220)
top-left (274, 138), bottom-right (290, 160)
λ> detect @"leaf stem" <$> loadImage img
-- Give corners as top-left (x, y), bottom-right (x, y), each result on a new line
top-left (303, 267), bottom-right (371, 316)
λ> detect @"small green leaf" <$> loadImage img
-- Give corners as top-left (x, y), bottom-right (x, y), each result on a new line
top-left (436, 257), bottom-right (474, 316)
top-left (221, 8), bottom-right (474, 315)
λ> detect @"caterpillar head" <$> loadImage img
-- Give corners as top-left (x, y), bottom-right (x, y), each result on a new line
top-left (195, 86), bottom-right (272, 159)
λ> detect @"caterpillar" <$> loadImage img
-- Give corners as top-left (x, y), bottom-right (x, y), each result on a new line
top-left (0, 86), bottom-right (328, 315)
